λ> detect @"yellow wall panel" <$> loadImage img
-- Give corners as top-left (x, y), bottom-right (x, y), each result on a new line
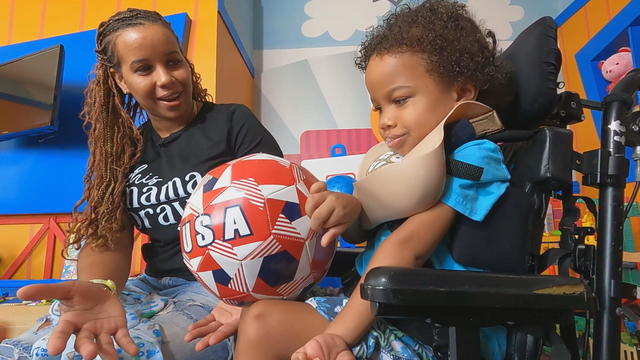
top-left (82, 0), bottom-right (119, 31)
top-left (558, 13), bottom-right (600, 172)
top-left (187, 0), bottom-right (218, 99)
top-left (559, 0), bottom-right (631, 157)
top-left (154, 0), bottom-right (189, 17)
top-left (0, 0), bottom-right (221, 279)
top-left (4, 225), bottom-right (41, 279)
top-left (611, 0), bottom-right (630, 15)
top-left (558, 0), bottom-right (632, 198)
top-left (0, 221), bottom-right (67, 280)
top-left (0, 224), bottom-right (31, 277)
top-left (584, 0), bottom-right (611, 35)
top-left (0, 0), bottom-right (12, 46)
top-left (25, 233), bottom-right (46, 279)
top-left (558, 3), bottom-right (599, 198)
top-left (119, 0), bottom-right (154, 12)
top-left (41, 0), bottom-right (83, 38)
top-left (2, 0), bottom-right (217, 97)
top-left (10, 0), bottom-right (44, 43)
top-left (559, 12), bottom-right (590, 95)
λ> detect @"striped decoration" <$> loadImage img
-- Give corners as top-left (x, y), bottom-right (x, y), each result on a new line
top-left (229, 264), bottom-right (250, 293)
top-left (231, 178), bottom-right (265, 208)
top-left (292, 163), bottom-right (305, 185)
top-left (272, 214), bottom-right (302, 238)
top-left (208, 240), bottom-right (240, 261)
top-left (246, 236), bottom-right (282, 261)
top-left (277, 273), bottom-right (314, 297)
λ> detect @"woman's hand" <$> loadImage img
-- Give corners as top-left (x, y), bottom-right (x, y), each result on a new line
top-left (291, 333), bottom-right (355, 360)
top-left (17, 280), bottom-right (138, 360)
top-left (184, 301), bottom-right (242, 352)
top-left (305, 182), bottom-right (362, 247)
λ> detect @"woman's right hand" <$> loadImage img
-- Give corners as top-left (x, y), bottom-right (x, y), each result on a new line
top-left (17, 280), bottom-right (139, 360)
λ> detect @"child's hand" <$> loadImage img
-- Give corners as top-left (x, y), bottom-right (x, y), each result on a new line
top-left (305, 181), bottom-right (362, 247)
top-left (184, 302), bottom-right (242, 351)
top-left (291, 333), bottom-right (355, 360)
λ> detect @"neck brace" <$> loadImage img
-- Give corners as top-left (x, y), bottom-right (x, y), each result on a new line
top-left (354, 101), bottom-right (501, 229)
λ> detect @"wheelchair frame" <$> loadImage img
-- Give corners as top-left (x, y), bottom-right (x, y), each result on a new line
top-left (359, 69), bottom-right (640, 359)
top-left (589, 68), bottom-right (640, 359)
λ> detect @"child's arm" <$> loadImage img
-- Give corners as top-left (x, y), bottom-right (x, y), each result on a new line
top-left (294, 202), bottom-right (456, 359)
top-left (184, 301), bottom-right (242, 352)
top-left (330, 202), bottom-right (455, 342)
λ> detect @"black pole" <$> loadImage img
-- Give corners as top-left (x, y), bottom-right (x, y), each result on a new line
top-left (593, 70), bottom-right (639, 359)
top-left (593, 137), bottom-right (625, 359)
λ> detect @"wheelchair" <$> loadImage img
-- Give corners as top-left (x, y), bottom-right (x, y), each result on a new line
top-left (357, 16), bottom-right (640, 360)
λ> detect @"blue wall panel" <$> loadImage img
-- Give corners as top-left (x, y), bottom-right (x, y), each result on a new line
top-left (0, 13), bottom-right (190, 214)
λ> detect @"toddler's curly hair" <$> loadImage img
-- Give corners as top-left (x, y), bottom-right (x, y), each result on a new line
top-left (355, 0), bottom-right (504, 91)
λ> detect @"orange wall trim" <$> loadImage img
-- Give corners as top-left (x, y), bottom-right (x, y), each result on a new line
top-left (0, 0), bottom-right (218, 99)
top-left (0, 215), bottom-right (148, 280)
top-left (0, 0), bottom-right (216, 280)
top-left (558, 0), bottom-right (632, 199)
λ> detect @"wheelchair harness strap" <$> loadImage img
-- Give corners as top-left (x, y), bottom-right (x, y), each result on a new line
top-left (446, 159), bottom-right (484, 182)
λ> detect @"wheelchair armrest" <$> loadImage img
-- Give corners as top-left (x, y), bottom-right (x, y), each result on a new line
top-left (361, 267), bottom-right (595, 326)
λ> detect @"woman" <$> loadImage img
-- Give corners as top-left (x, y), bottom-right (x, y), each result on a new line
top-left (0, 8), bottom-right (281, 360)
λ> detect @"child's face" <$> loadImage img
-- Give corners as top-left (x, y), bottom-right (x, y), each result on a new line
top-left (365, 53), bottom-right (475, 156)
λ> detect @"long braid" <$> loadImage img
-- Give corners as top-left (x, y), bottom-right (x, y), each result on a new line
top-left (67, 8), bottom-right (211, 254)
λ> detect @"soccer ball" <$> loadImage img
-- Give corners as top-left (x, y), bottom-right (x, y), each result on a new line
top-left (180, 153), bottom-right (335, 305)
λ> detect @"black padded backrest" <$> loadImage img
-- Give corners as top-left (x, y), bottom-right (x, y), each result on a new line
top-left (449, 185), bottom-right (533, 274)
top-left (446, 16), bottom-right (566, 273)
top-left (508, 127), bottom-right (574, 261)
top-left (478, 16), bottom-right (561, 130)
top-left (448, 127), bottom-right (574, 274)
top-left (509, 127), bottom-right (574, 191)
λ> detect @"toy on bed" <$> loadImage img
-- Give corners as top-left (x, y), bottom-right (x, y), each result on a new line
top-left (599, 47), bottom-right (634, 93)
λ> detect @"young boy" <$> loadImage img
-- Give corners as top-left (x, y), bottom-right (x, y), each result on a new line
top-left (190, 1), bottom-right (510, 359)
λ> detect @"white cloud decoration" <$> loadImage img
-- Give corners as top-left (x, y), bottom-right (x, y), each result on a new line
top-left (466, 0), bottom-right (524, 40)
top-left (301, 0), bottom-right (390, 41)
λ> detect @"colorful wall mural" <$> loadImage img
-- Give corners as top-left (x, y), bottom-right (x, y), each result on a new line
top-left (0, 0), bottom-right (249, 278)
top-left (253, 0), bottom-right (575, 160)
top-left (556, 0), bottom-right (634, 189)
top-left (2, 0), bottom-right (640, 281)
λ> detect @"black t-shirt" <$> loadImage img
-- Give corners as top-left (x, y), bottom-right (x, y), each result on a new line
top-left (125, 102), bottom-right (283, 279)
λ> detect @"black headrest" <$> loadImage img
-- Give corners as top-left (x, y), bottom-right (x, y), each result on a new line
top-left (479, 16), bottom-right (562, 130)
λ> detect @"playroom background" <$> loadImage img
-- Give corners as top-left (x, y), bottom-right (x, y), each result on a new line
top-left (1, 0), bottom-right (640, 353)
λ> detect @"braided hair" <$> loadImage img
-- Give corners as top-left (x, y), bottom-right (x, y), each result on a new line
top-left (67, 8), bottom-right (212, 253)
top-left (355, 0), bottom-right (504, 93)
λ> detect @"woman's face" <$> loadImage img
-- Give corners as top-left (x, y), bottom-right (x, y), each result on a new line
top-left (111, 24), bottom-right (194, 125)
